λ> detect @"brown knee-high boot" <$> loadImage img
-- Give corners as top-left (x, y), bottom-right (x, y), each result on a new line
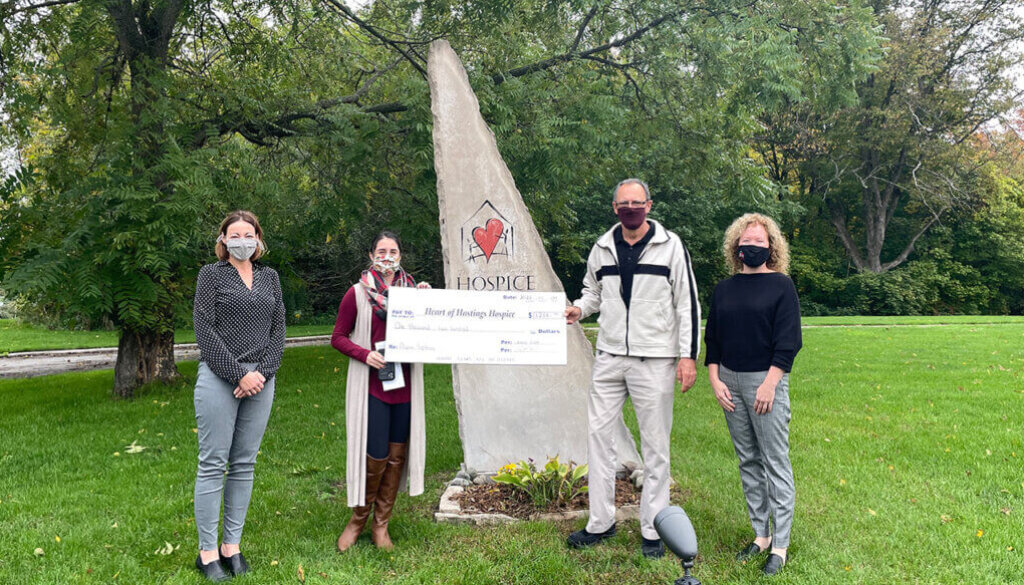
top-left (337, 454), bottom-right (387, 552)
top-left (371, 442), bottom-right (408, 550)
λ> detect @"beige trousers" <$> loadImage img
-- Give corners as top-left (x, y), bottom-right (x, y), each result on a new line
top-left (586, 351), bottom-right (676, 540)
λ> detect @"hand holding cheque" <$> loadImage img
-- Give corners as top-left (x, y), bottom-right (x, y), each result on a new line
top-left (383, 288), bottom-right (568, 365)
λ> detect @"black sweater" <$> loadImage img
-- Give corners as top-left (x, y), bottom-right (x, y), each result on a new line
top-left (703, 272), bottom-right (802, 372)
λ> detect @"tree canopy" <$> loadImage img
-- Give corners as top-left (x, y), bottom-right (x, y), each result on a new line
top-left (1, 0), bottom-right (1021, 396)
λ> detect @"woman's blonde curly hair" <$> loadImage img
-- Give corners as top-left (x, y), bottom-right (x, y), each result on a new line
top-left (723, 213), bottom-right (790, 274)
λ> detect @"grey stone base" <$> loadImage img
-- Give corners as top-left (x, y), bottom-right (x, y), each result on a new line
top-left (434, 484), bottom-right (640, 525)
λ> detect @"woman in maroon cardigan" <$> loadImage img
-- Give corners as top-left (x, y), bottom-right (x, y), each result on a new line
top-left (331, 231), bottom-right (430, 551)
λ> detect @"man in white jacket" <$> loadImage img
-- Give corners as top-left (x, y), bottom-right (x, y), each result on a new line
top-left (565, 178), bottom-right (701, 558)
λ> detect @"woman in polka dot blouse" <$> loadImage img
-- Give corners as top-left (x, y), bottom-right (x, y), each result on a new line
top-left (191, 210), bottom-right (285, 582)
top-left (332, 230), bottom-right (431, 552)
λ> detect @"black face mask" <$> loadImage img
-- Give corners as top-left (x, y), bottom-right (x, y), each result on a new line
top-left (738, 245), bottom-right (770, 268)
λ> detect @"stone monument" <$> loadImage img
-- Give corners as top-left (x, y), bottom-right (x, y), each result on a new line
top-left (428, 40), bottom-right (641, 473)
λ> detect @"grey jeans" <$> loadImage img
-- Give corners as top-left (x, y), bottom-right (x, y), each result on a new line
top-left (718, 365), bottom-right (795, 548)
top-left (194, 361), bottom-right (275, 551)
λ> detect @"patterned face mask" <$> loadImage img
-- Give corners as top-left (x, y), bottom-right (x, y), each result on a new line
top-left (372, 254), bottom-right (400, 273)
top-left (224, 237), bottom-right (259, 261)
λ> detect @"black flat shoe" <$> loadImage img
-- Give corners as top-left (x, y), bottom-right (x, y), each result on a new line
top-left (567, 523), bottom-right (617, 549)
top-left (195, 554), bottom-right (231, 582)
top-left (641, 537), bottom-right (665, 559)
top-left (221, 552), bottom-right (249, 576)
top-left (763, 553), bottom-right (786, 575)
top-left (736, 541), bottom-right (768, 562)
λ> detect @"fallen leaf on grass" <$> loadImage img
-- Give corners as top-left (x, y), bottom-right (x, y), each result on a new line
top-left (297, 564), bottom-right (305, 583)
top-left (940, 515), bottom-right (952, 523)
top-left (154, 542), bottom-right (178, 555)
top-left (34, 548), bottom-right (44, 556)
top-left (1000, 508), bottom-right (1011, 515)
top-left (125, 441), bottom-right (146, 454)
top-left (270, 560), bottom-right (279, 566)
top-left (868, 509), bottom-right (877, 516)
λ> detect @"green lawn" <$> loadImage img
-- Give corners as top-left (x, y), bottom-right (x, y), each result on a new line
top-left (0, 319), bottom-right (334, 353)
top-left (0, 325), bottom-right (1022, 584)
top-left (800, 315), bottom-right (1024, 326)
top-left (5, 315), bottom-right (1024, 354)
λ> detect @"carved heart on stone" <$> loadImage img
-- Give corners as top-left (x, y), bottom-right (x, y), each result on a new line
top-left (473, 218), bottom-right (504, 261)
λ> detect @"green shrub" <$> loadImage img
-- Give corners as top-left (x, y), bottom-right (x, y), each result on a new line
top-left (493, 457), bottom-right (588, 509)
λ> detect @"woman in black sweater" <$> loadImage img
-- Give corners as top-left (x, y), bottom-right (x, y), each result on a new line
top-left (704, 213), bottom-right (802, 577)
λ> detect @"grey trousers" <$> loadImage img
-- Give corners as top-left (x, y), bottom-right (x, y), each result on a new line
top-left (719, 365), bottom-right (794, 548)
top-left (194, 361), bottom-right (275, 551)
top-left (586, 352), bottom-right (676, 540)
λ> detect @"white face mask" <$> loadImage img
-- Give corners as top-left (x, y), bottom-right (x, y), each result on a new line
top-left (372, 254), bottom-right (400, 273)
top-left (224, 237), bottom-right (259, 261)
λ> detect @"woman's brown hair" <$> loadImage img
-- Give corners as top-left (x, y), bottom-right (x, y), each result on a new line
top-left (215, 210), bottom-right (266, 261)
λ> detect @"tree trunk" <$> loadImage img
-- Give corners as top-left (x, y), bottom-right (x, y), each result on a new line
top-left (113, 327), bottom-right (181, 398)
top-left (105, 3), bottom-right (187, 399)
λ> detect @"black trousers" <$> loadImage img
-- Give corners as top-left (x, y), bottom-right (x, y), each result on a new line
top-left (366, 394), bottom-right (411, 459)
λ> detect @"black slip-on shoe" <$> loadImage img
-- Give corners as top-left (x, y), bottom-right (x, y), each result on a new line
top-left (567, 523), bottom-right (617, 549)
top-left (763, 553), bottom-right (786, 575)
top-left (736, 541), bottom-right (768, 562)
top-left (641, 537), bottom-right (665, 559)
top-left (221, 552), bottom-right (249, 576)
top-left (195, 554), bottom-right (231, 582)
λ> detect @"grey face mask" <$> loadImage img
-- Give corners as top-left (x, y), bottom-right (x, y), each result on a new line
top-left (225, 238), bottom-right (259, 261)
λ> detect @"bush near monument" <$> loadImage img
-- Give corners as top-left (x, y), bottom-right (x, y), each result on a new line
top-left (493, 457), bottom-right (589, 509)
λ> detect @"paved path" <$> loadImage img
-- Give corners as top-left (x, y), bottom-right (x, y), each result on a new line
top-left (0, 335), bottom-right (333, 379)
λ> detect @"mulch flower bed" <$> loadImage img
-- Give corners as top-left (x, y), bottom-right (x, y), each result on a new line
top-left (453, 478), bottom-right (641, 520)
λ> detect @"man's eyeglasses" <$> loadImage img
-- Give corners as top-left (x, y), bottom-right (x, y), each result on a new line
top-left (614, 200), bottom-right (649, 208)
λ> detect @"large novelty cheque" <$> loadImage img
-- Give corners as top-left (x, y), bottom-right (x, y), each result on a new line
top-left (384, 288), bottom-right (567, 365)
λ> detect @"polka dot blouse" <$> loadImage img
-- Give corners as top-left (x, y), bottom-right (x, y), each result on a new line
top-left (193, 261), bottom-right (286, 384)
